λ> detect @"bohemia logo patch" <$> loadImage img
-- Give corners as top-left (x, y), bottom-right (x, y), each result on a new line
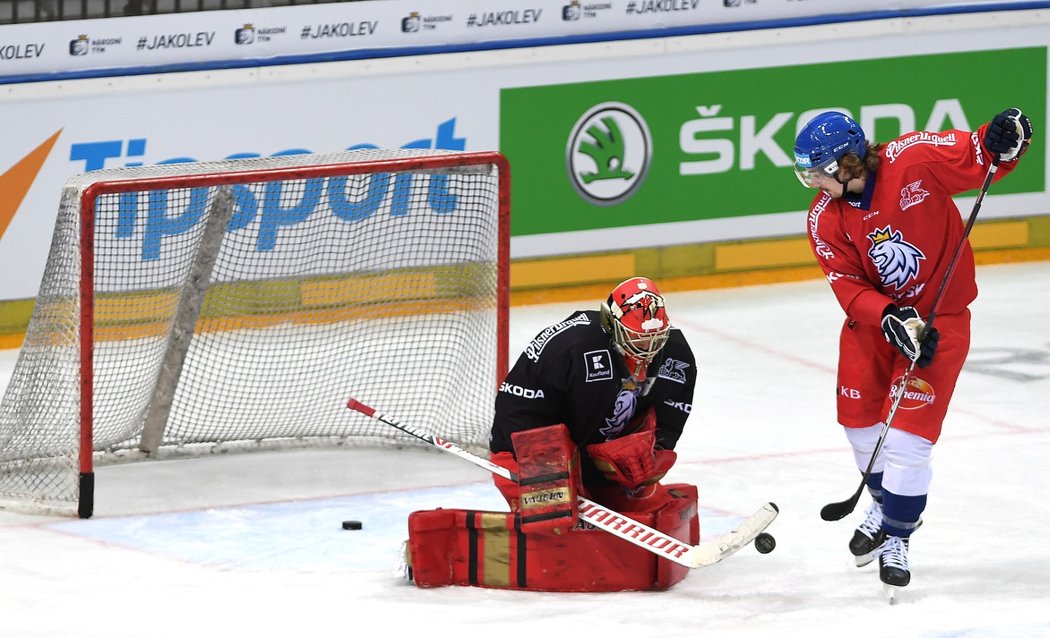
top-left (890, 375), bottom-right (936, 410)
top-left (867, 226), bottom-right (925, 290)
top-left (899, 179), bottom-right (930, 211)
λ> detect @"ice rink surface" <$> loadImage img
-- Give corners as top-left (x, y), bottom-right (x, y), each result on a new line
top-left (1, 261), bottom-right (1048, 637)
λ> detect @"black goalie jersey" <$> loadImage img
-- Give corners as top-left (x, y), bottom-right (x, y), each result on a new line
top-left (490, 310), bottom-right (697, 483)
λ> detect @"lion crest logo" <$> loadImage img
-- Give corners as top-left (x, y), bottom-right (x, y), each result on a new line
top-left (600, 387), bottom-right (638, 438)
top-left (867, 226), bottom-right (925, 290)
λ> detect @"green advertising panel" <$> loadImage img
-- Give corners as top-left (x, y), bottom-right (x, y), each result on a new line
top-left (500, 48), bottom-right (1046, 237)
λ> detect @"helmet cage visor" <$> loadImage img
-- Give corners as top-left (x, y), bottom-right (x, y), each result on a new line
top-left (610, 317), bottom-right (670, 361)
top-left (601, 277), bottom-right (672, 367)
top-left (793, 156), bottom-right (841, 189)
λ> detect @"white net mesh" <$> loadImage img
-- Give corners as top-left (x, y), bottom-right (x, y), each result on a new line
top-left (0, 149), bottom-right (507, 516)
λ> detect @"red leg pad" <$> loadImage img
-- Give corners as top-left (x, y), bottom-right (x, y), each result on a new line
top-left (406, 483), bottom-right (699, 591)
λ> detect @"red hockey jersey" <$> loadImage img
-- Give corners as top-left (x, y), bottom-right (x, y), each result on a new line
top-left (805, 124), bottom-right (1020, 327)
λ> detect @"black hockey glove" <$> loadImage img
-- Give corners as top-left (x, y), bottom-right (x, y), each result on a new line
top-left (985, 108), bottom-right (1034, 162)
top-left (881, 305), bottom-right (940, 368)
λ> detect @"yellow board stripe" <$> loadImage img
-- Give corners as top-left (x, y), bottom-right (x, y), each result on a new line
top-left (0, 333), bottom-right (24, 349)
top-left (714, 237), bottom-right (815, 271)
top-left (510, 265), bottom-right (824, 306)
top-left (301, 273), bottom-right (438, 306)
top-left (969, 220), bottom-right (1029, 249)
top-left (511, 253), bottom-right (635, 288)
top-left (96, 293), bottom-right (178, 323)
top-left (975, 246), bottom-right (1050, 265)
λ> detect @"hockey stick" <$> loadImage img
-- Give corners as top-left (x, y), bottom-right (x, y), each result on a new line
top-left (820, 157), bottom-right (1000, 522)
top-left (347, 398), bottom-right (778, 569)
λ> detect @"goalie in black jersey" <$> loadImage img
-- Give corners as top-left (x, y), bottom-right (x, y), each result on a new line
top-left (406, 276), bottom-right (702, 591)
top-left (489, 276), bottom-right (697, 531)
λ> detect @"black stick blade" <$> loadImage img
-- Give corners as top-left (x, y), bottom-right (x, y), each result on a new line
top-left (821, 495), bottom-right (860, 521)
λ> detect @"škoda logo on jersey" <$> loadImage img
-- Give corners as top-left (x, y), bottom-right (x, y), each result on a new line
top-left (889, 376), bottom-right (936, 410)
top-left (498, 382), bottom-right (545, 399)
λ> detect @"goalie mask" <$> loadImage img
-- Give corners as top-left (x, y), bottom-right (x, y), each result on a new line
top-left (600, 277), bottom-right (671, 379)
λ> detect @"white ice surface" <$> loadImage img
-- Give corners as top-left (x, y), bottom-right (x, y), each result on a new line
top-left (1, 261), bottom-right (1048, 637)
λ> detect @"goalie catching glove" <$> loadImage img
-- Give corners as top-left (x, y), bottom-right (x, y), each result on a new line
top-left (881, 305), bottom-right (940, 368)
top-left (586, 408), bottom-right (677, 490)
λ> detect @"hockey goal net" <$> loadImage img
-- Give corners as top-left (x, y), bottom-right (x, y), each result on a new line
top-left (0, 149), bottom-right (509, 518)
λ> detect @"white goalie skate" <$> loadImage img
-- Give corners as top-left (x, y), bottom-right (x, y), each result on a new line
top-left (393, 539), bottom-right (414, 584)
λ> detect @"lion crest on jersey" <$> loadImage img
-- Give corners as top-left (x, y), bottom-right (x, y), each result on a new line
top-left (600, 387), bottom-right (638, 438)
top-left (867, 226), bottom-right (925, 290)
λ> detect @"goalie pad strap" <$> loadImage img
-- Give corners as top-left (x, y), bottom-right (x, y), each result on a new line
top-left (466, 510), bottom-right (527, 588)
top-left (518, 471), bottom-right (571, 486)
top-left (520, 508), bottom-right (573, 525)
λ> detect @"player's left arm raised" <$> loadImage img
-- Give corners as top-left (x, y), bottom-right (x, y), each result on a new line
top-left (983, 107), bottom-right (1034, 163)
top-left (936, 108), bottom-right (1034, 193)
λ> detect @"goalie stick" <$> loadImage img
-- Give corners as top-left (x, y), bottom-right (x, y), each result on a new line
top-left (820, 157), bottom-right (1001, 522)
top-left (347, 397), bottom-right (778, 569)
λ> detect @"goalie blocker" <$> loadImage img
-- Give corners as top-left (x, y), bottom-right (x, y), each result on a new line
top-left (498, 423), bottom-right (582, 536)
top-left (406, 483), bottom-right (699, 591)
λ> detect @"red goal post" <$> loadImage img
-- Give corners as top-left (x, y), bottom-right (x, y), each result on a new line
top-left (0, 149), bottom-right (509, 518)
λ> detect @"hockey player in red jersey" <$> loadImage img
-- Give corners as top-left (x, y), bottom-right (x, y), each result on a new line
top-left (489, 276), bottom-right (697, 523)
top-left (793, 108), bottom-right (1034, 595)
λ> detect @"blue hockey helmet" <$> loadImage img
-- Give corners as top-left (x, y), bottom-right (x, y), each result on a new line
top-left (793, 111), bottom-right (866, 188)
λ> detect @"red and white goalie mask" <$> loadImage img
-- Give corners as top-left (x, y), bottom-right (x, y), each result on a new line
top-left (600, 277), bottom-right (671, 379)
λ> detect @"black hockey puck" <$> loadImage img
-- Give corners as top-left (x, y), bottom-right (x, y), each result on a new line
top-left (342, 520), bottom-right (363, 531)
top-left (754, 532), bottom-right (776, 554)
